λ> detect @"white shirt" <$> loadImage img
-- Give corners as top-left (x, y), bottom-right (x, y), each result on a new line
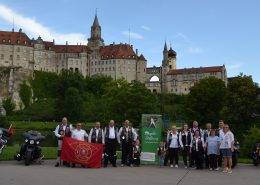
top-left (167, 132), bottom-right (179, 148)
top-left (108, 126), bottom-right (116, 139)
top-left (88, 128), bottom-right (105, 144)
top-left (71, 129), bottom-right (88, 141)
top-left (220, 131), bottom-right (234, 149)
top-left (218, 128), bottom-right (224, 138)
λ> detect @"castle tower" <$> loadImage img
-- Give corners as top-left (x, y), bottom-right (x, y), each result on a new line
top-left (162, 41), bottom-right (168, 66)
top-left (87, 13), bottom-right (104, 50)
top-left (161, 42), bottom-right (177, 92)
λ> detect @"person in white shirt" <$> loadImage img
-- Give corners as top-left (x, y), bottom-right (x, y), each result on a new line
top-left (217, 120), bottom-right (225, 167)
top-left (88, 122), bottom-right (104, 144)
top-left (71, 123), bottom-right (88, 168)
top-left (54, 117), bottom-right (73, 167)
top-left (219, 124), bottom-right (234, 174)
top-left (118, 120), bottom-right (138, 167)
top-left (71, 123), bottom-right (88, 141)
top-left (104, 120), bottom-right (118, 167)
top-left (167, 125), bottom-right (180, 168)
top-left (179, 124), bottom-right (193, 168)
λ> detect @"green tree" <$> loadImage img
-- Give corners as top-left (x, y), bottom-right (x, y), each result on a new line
top-left (31, 71), bottom-right (59, 99)
top-left (222, 75), bottom-right (258, 138)
top-left (63, 87), bottom-right (84, 121)
top-left (2, 97), bottom-right (15, 115)
top-left (19, 82), bottom-right (32, 108)
top-left (104, 80), bottom-right (159, 126)
top-left (186, 77), bottom-right (227, 126)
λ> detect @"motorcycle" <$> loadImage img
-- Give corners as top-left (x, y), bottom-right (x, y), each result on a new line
top-left (15, 130), bottom-right (45, 166)
top-left (0, 125), bottom-right (13, 154)
top-left (252, 143), bottom-right (260, 166)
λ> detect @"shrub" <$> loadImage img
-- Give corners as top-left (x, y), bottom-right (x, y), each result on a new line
top-left (240, 126), bottom-right (260, 157)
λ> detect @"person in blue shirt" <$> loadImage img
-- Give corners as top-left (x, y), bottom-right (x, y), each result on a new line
top-left (206, 129), bottom-right (220, 170)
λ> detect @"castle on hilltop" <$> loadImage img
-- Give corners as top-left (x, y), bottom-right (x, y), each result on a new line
top-left (0, 13), bottom-right (227, 96)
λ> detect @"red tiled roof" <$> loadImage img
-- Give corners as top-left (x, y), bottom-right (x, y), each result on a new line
top-left (53, 45), bottom-right (91, 53)
top-left (0, 30), bottom-right (32, 46)
top-left (167, 66), bottom-right (225, 75)
top-left (100, 44), bottom-right (138, 59)
top-left (43, 41), bottom-right (54, 50)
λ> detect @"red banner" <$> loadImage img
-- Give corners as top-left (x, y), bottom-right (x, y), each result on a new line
top-left (61, 137), bottom-right (103, 168)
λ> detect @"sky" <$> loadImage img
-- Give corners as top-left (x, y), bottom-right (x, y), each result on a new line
top-left (0, 0), bottom-right (259, 83)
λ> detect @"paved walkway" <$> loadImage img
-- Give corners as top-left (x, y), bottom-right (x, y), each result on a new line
top-left (0, 161), bottom-right (259, 185)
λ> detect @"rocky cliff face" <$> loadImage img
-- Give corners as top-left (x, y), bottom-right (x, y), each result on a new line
top-left (0, 67), bottom-right (32, 110)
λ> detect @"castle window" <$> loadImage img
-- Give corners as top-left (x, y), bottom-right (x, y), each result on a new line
top-left (9, 55), bottom-right (13, 60)
top-left (1, 54), bottom-right (4, 59)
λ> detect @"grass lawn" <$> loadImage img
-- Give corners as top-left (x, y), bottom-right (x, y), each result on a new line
top-left (0, 145), bottom-right (57, 161)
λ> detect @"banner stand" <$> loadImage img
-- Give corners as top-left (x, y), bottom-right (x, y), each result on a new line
top-left (140, 114), bottom-right (162, 165)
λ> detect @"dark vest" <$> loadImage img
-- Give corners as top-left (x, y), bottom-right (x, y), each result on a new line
top-left (192, 137), bottom-right (204, 152)
top-left (91, 128), bottom-right (103, 143)
top-left (58, 124), bottom-right (71, 140)
top-left (105, 126), bottom-right (118, 141)
top-left (181, 131), bottom-right (191, 146)
top-left (120, 127), bottom-right (133, 143)
top-left (190, 127), bottom-right (202, 137)
top-left (203, 129), bottom-right (211, 142)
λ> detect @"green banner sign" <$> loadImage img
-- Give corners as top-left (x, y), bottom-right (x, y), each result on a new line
top-left (140, 114), bottom-right (162, 164)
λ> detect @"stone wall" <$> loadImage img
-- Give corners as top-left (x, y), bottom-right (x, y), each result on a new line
top-left (0, 66), bottom-right (32, 110)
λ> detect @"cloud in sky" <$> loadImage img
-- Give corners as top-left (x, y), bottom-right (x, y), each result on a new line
top-left (226, 63), bottom-right (243, 71)
top-left (0, 4), bottom-right (87, 44)
top-left (187, 47), bottom-right (203, 54)
top-left (122, 31), bottom-right (144, 40)
top-left (141, 25), bottom-right (151, 31)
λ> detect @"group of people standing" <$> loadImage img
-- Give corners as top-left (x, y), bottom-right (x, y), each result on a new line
top-left (53, 117), bottom-right (237, 174)
top-left (158, 120), bottom-right (236, 174)
top-left (54, 117), bottom-right (140, 168)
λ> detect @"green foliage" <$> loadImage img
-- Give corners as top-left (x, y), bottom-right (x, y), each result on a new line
top-left (21, 99), bottom-right (56, 121)
top-left (0, 116), bottom-right (9, 127)
top-left (63, 87), bottom-right (84, 121)
top-left (103, 80), bottom-right (159, 127)
top-left (19, 82), bottom-right (32, 108)
top-left (2, 97), bottom-right (15, 115)
top-left (186, 77), bottom-right (227, 126)
top-left (222, 75), bottom-right (258, 138)
top-left (30, 71), bottom-right (59, 99)
top-left (160, 93), bottom-right (187, 123)
top-left (240, 126), bottom-right (260, 157)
